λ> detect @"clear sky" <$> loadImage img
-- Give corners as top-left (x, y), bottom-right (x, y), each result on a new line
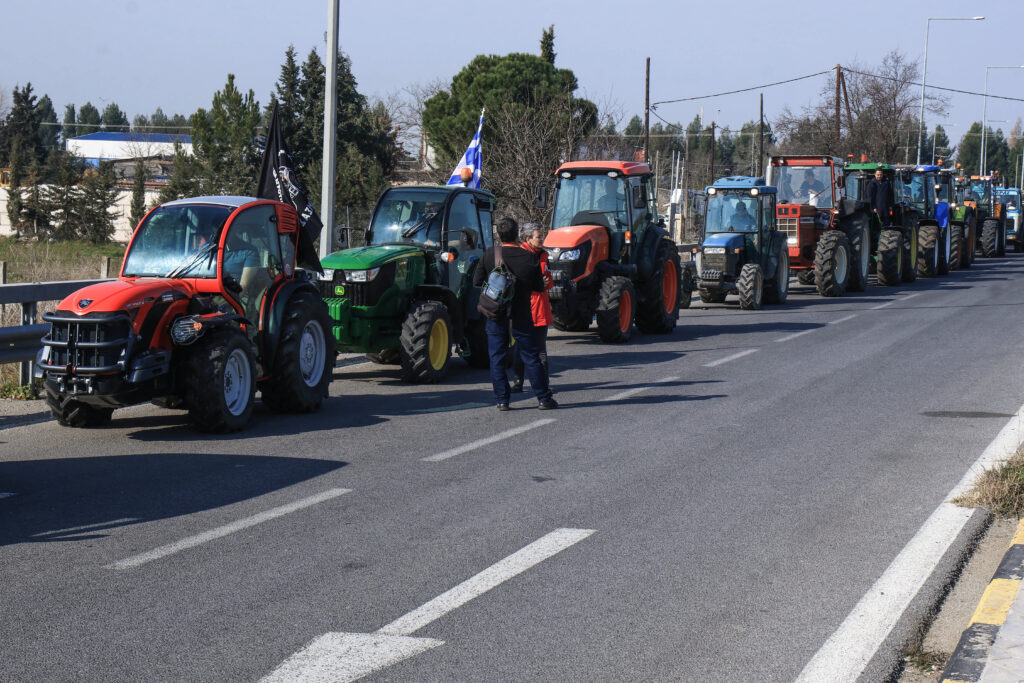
top-left (3, 0), bottom-right (1022, 154)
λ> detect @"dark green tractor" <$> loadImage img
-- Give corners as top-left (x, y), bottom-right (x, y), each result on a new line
top-left (319, 185), bottom-right (493, 383)
top-left (938, 168), bottom-right (975, 268)
top-left (843, 163), bottom-right (921, 286)
top-left (960, 175), bottom-right (1007, 257)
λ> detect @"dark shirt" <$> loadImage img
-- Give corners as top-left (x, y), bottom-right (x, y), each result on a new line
top-left (867, 179), bottom-right (892, 217)
top-left (474, 244), bottom-right (545, 322)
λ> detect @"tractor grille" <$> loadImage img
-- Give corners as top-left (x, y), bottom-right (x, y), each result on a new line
top-left (778, 216), bottom-right (799, 241)
top-left (702, 253), bottom-right (728, 272)
top-left (322, 262), bottom-right (396, 307)
top-left (40, 312), bottom-right (133, 374)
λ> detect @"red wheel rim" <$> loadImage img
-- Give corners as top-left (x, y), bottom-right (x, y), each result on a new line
top-left (662, 260), bottom-right (678, 313)
top-left (618, 291), bottom-right (632, 333)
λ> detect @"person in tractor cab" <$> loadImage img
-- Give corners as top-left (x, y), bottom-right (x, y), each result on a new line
top-left (730, 200), bottom-right (756, 231)
top-left (797, 168), bottom-right (826, 202)
top-left (473, 216), bottom-right (556, 411)
top-left (404, 200), bottom-right (443, 245)
top-left (867, 167), bottom-right (892, 222)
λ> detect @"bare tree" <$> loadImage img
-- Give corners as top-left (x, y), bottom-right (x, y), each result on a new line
top-left (381, 79), bottom-right (448, 170)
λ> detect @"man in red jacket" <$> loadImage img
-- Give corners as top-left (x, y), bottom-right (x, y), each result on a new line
top-left (511, 223), bottom-right (553, 392)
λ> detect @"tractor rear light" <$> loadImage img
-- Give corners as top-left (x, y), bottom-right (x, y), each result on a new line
top-left (625, 231), bottom-right (632, 244)
top-left (440, 252), bottom-right (456, 263)
top-left (171, 316), bottom-right (204, 345)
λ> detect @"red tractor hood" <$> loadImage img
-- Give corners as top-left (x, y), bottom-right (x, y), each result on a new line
top-left (57, 278), bottom-right (193, 315)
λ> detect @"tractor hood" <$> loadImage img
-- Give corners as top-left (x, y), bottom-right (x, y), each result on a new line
top-left (56, 278), bottom-right (192, 316)
top-left (321, 244), bottom-right (423, 271)
top-left (702, 233), bottom-right (745, 251)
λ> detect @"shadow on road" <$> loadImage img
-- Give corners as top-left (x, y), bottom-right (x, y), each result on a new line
top-left (0, 452), bottom-right (346, 547)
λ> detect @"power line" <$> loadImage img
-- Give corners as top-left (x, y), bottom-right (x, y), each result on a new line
top-left (840, 66), bottom-right (1024, 103)
top-left (651, 70), bottom-right (832, 107)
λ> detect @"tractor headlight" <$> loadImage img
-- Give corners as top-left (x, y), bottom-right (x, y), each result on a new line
top-left (787, 237), bottom-right (798, 246)
top-left (704, 247), bottom-right (726, 254)
top-left (346, 267), bottom-right (381, 283)
top-left (171, 316), bottom-right (205, 345)
top-left (559, 248), bottom-right (582, 261)
top-left (318, 269), bottom-right (335, 281)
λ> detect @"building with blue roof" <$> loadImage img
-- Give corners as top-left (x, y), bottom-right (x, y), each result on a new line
top-left (67, 132), bottom-right (193, 166)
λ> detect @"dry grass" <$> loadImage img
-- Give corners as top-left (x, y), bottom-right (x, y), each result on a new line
top-left (903, 647), bottom-right (947, 673)
top-left (953, 447), bottom-right (1024, 517)
top-left (1, 237), bottom-right (127, 392)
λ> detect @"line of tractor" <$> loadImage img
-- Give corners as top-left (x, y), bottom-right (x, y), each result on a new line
top-left (30, 156), bottom-right (1023, 433)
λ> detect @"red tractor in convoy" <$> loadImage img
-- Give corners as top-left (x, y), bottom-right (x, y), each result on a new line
top-left (537, 161), bottom-right (686, 343)
top-left (766, 155), bottom-right (872, 297)
top-left (36, 196), bottom-right (334, 432)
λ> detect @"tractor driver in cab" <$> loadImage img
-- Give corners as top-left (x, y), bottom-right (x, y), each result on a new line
top-left (730, 199), bottom-right (756, 231)
top-left (797, 168), bottom-right (827, 204)
top-left (403, 200), bottom-right (443, 246)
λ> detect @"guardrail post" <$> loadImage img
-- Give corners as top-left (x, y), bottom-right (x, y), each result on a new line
top-left (100, 257), bottom-right (112, 279)
top-left (19, 301), bottom-right (37, 386)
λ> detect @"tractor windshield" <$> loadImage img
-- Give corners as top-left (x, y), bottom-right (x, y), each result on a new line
top-left (552, 173), bottom-right (629, 231)
top-left (122, 204), bottom-right (232, 278)
top-left (969, 180), bottom-right (991, 206)
top-left (368, 188), bottom-right (448, 247)
top-left (996, 191), bottom-right (1020, 210)
top-left (772, 165), bottom-right (834, 208)
top-left (904, 174), bottom-right (936, 211)
top-left (936, 179), bottom-right (952, 203)
top-left (705, 193), bottom-right (759, 232)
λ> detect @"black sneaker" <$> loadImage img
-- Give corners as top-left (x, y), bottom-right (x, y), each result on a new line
top-left (537, 398), bottom-right (559, 410)
top-left (497, 402), bottom-right (510, 412)
top-left (510, 380), bottom-right (524, 393)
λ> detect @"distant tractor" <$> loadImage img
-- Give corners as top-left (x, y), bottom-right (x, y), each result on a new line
top-left (896, 165), bottom-right (949, 278)
top-left (842, 162), bottom-right (921, 287)
top-left (318, 184), bottom-right (493, 383)
top-left (692, 176), bottom-right (788, 309)
top-left (937, 168), bottom-right (974, 268)
top-left (993, 187), bottom-right (1022, 251)
top-left (537, 161), bottom-right (685, 343)
top-left (766, 155), bottom-right (872, 297)
top-left (961, 175), bottom-right (1007, 257)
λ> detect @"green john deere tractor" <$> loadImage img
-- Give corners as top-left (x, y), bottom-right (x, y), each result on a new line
top-left (938, 168), bottom-right (974, 268)
top-left (318, 185), bottom-right (494, 383)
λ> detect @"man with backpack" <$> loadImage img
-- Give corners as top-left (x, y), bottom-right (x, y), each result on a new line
top-left (474, 216), bottom-right (557, 411)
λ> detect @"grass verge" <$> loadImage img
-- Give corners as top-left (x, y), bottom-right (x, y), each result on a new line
top-left (953, 447), bottom-right (1024, 517)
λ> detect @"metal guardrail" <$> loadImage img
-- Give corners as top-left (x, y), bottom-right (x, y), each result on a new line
top-left (1, 279), bottom-right (109, 384)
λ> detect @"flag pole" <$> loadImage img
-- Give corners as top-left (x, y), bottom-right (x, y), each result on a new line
top-left (320, 0), bottom-right (339, 258)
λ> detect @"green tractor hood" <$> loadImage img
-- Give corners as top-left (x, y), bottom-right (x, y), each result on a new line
top-left (321, 244), bottom-right (424, 270)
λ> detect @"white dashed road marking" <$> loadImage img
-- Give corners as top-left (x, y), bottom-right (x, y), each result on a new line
top-left (829, 314), bottom-right (858, 325)
top-left (871, 292), bottom-right (921, 310)
top-left (703, 349), bottom-right (758, 367)
top-left (422, 419), bottom-right (556, 462)
top-left (774, 328), bottom-right (818, 343)
top-left (601, 376), bottom-right (681, 402)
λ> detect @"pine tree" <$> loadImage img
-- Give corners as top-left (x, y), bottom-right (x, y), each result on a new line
top-left (189, 74), bottom-right (262, 195)
top-left (79, 161), bottom-right (119, 242)
top-left (540, 25), bottom-right (556, 65)
top-left (21, 158), bottom-right (51, 239)
top-left (62, 104), bottom-right (77, 144)
top-left (272, 45), bottom-right (303, 147)
top-left (36, 94), bottom-right (59, 152)
top-left (77, 102), bottom-right (101, 136)
top-left (100, 103), bottom-right (130, 132)
top-left (129, 157), bottom-right (147, 228)
top-left (5, 141), bottom-right (26, 236)
top-left (44, 151), bottom-right (85, 241)
top-left (157, 142), bottom-right (205, 203)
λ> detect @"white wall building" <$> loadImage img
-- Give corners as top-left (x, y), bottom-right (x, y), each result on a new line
top-left (66, 132), bottom-right (192, 164)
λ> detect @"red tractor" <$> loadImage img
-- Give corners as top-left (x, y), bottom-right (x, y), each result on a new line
top-left (766, 155), bottom-right (872, 296)
top-left (36, 196), bottom-right (334, 433)
top-left (537, 161), bottom-right (686, 343)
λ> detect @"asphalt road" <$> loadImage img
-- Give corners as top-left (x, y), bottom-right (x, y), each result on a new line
top-left (2, 254), bottom-right (1024, 682)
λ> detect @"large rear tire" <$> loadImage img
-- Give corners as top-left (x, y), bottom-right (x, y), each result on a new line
top-left (260, 294), bottom-right (332, 413)
top-left (917, 224), bottom-right (940, 278)
top-left (183, 327), bottom-right (256, 433)
top-left (948, 225), bottom-right (962, 271)
top-left (961, 213), bottom-right (976, 267)
top-left (847, 224), bottom-right (870, 293)
top-left (737, 263), bottom-right (764, 310)
top-left (636, 240), bottom-right (681, 334)
top-left (814, 230), bottom-right (850, 297)
top-left (876, 229), bottom-right (903, 287)
top-left (679, 262), bottom-right (695, 309)
top-left (901, 224), bottom-right (918, 282)
top-left (980, 219), bottom-right (999, 257)
top-left (596, 276), bottom-right (635, 343)
top-left (937, 225), bottom-right (951, 276)
top-left (764, 247), bottom-right (789, 305)
top-left (996, 219), bottom-right (1007, 256)
top-left (399, 300), bottom-right (452, 383)
top-left (796, 270), bottom-right (816, 285)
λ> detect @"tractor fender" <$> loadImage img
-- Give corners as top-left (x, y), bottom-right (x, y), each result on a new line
top-left (413, 284), bottom-right (463, 334)
top-left (764, 231), bottom-right (787, 281)
top-left (260, 279), bottom-right (322, 369)
top-left (634, 226), bottom-right (671, 281)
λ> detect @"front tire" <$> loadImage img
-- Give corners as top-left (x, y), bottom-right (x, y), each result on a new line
top-left (46, 389), bottom-right (113, 428)
top-left (796, 270), bottom-right (816, 286)
top-left (901, 225), bottom-right (918, 282)
top-left (847, 223), bottom-right (870, 292)
top-left (877, 229), bottom-right (903, 287)
top-left (261, 294), bottom-right (332, 413)
top-left (596, 276), bottom-right (635, 343)
top-left (814, 230), bottom-right (851, 297)
top-left (980, 219), bottom-right (999, 257)
top-left (400, 300), bottom-right (452, 383)
top-left (764, 247), bottom-right (789, 305)
top-left (917, 224), bottom-right (940, 278)
top-left (636, 239), bottom-right (681, 334)
top-left (737, 263), bottom-right (764, 310)
top-left (948, 225), bottom-right (962, 272)
top-left (183, 328), bottom-right (256, 433)
top-left (699, 288), bottom-right (727, 304)
top-left (937, 225), bottom-right (951, 276)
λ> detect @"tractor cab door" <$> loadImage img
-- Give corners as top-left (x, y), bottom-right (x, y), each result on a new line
top-left (221, 204), bottom-right (280, 333)
top-left (444, 191), bottom-right (487, 295)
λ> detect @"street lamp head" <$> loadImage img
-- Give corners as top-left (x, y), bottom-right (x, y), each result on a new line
top-left (973, 16), bottom-right (984, 20)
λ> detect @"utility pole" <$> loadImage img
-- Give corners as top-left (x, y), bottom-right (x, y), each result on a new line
top-left (643, 57), bottom-right (650, 163)
top-left (758, 93), bottom-right (764, 176)
top-left (710, 121), bottom-right (717, 184)
top-left (319, 0), bottom-right (339, 259)
top-left (834, 64), bottom-right (841, 152)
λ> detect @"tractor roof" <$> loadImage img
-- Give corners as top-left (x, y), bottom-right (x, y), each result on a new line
top-left (383, 184), bottom-right (494, 198)
top-left (770, 155), bottom-right (844, 166)
top-left (845, 162), bottom-right (894, 171)
top-left (912, 165), bottom-right (942, 172)
top-left (162, 196), bottom-right (258, 208)
top-left (707, 176), bottom-right (776, 194)
top-left (555, 160), bottom-right (651, 177)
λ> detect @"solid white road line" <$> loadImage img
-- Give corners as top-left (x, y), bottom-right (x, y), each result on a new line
top-left (106, 488), bottom-right (352, 570)
top-left (601, 376), bottom-right (681, 402)
top-left (32, 517), bottom-right (139, 537)
top-left (703, 349), bottom-right (758, 367)
top-left (261, 528), bottom-right (596, 683)
top-left (795, 405), bottom-right (1024, 682)
top-left (774, 328), bottom-right (818, 343)
top-left (871, 292), bottom-right (921, 310)
top-left (0, 492), bottom-right (15, 499)
top-left (829, 314), bottom-right (858, 325)
top-left (422, 419), bottom-right (556, 462)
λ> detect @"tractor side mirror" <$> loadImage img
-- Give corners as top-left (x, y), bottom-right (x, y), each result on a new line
top-left (632, 185), bottom-right (647, 207)
top-left (534, 185), bottom-right (548, 209)
top-left (835, 175), bottom-right (844, 188)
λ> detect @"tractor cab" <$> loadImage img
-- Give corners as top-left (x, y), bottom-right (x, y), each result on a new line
top-left (767, 156), bottom-right (846, 269)
top-left (694, 176), bottom-right (788, 309)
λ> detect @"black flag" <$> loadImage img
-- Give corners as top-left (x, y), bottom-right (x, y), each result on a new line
top-left (257, 102), bottom-right (323, 273)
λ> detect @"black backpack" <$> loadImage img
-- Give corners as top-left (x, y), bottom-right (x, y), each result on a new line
top-left (477, 246), bottom-right (516, 320)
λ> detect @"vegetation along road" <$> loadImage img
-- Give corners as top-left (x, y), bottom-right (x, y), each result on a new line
top-left (1, 253), bottom-right (1023, 681)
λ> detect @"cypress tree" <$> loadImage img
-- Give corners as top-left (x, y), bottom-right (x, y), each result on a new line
top-left (129, 157), bottom-right (147, 228)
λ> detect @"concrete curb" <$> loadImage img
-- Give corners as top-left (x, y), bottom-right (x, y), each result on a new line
top-left (940, 518), bottom-right (1024, 683)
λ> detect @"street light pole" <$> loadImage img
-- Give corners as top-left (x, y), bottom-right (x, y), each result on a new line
top-left (980, 66), bottom-right (1024, 175)
top-left (917, 16), bottom-right (983, 166)
top-left (320, 0), bottom-right (339, 259)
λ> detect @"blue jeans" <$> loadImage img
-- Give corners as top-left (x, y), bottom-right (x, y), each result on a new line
top-left (485, 316), bottom-right (552, 403)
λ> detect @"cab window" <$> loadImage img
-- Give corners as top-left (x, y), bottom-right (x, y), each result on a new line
top-left (223, 205), bottom-right (279, 323)
top-left (448, 192), bottom-right (482, 249)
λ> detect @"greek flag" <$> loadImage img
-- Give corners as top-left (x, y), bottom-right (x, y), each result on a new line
top-left (447, 108), bottom-right (484, 189)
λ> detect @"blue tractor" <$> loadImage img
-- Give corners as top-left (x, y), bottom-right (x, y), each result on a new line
top-left (693, 176), bottom-right (789, 310)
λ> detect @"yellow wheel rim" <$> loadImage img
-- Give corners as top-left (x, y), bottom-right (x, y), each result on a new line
top-left (428, 318), bottom-right (449, 371)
